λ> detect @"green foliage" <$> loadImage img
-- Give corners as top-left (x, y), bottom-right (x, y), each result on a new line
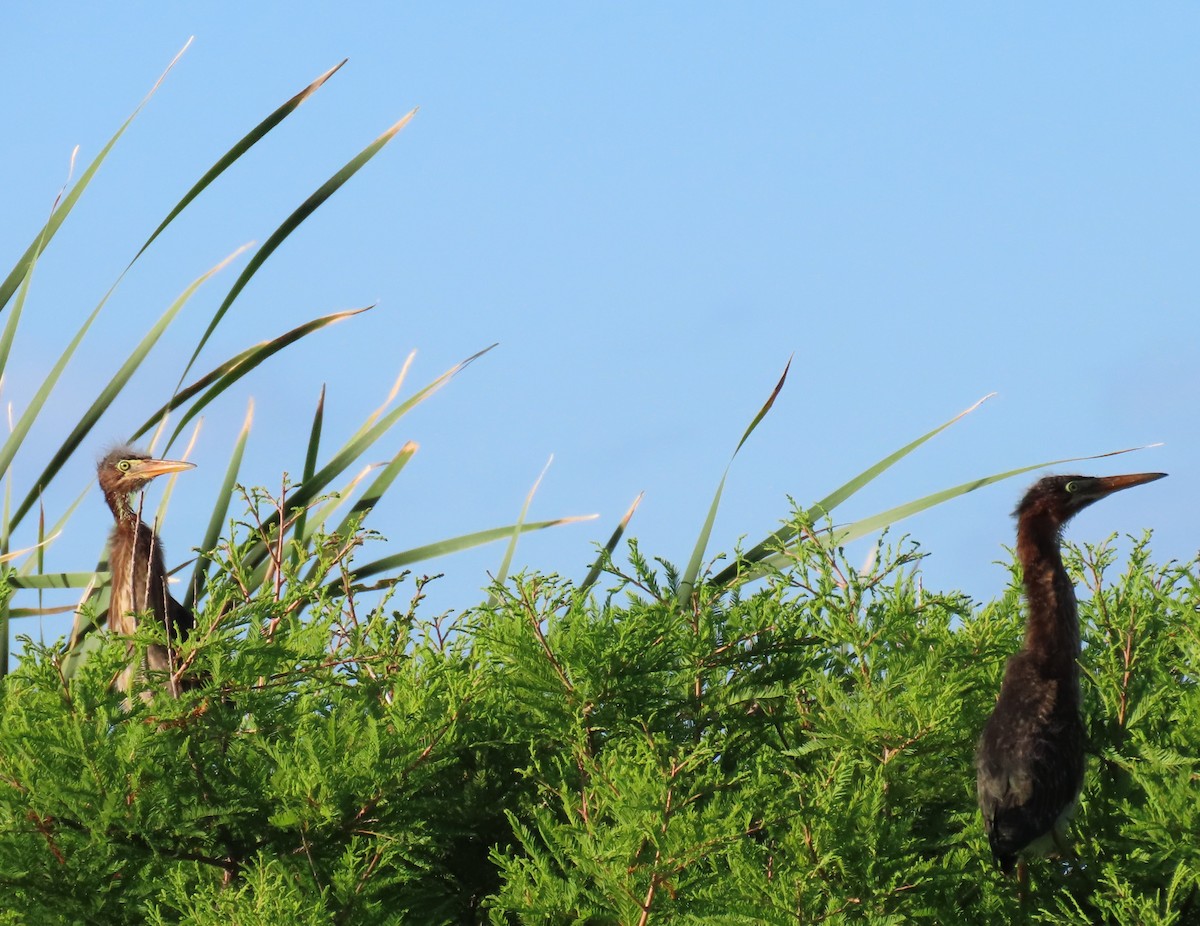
top-left (0, 517), bottom-right (493, 924)
top-left (476, 523), bottom-right (1200, 923)
top-left (0, 49), bottom-right (589, 676)
top-left (0, 510), bottom-right (1196, 923)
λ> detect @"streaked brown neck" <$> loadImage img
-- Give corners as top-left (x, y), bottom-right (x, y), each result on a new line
top-left (1016, 513), bottom-right (1080, 679)
top-left (104, 487), bottom-right (138, 524)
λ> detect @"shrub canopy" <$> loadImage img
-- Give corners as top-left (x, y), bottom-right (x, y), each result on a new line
top-left (0, 520), bottom-right (1196, 925)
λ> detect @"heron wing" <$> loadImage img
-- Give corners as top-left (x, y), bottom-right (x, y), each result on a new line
top-left (976, 654), bottom-right (1085, 871)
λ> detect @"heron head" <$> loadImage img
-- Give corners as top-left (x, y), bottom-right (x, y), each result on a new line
top-left (1014, 472), bottom-right (1166, 528)
top-left (98, 446), bottom-right (195, 499)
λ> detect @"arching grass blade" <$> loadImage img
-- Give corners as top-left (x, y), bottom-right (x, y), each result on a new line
top-left (184, 399), bottom-right (254, 611)
top-left (677, 358), bottom-right (791, 607)
top-left (131, 60), bottom-right (347, 264)
top-left (0, 39), bottom-right (191, 314)
top-left (129, 307), bottom-right (370, 448)
top-left (345, 514), bottom-right (598, 587)
top-left (745, 444), bottom-right (1164, 582)
top-left (577, 491), bottom-right (644, 600)
top-left (489, 456), bottom-right (553, 604)
top-left (177, 109), bottom-right (418, 390)
top-left (10, 247), bottom-right (248, 530)
top-left (710, 393), bottom-right (996, 588)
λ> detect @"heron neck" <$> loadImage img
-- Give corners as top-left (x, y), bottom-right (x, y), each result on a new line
top-left (1016, 516), bottom-right (1080, 679)
top-left (106, 490), bottom-right (141, 525)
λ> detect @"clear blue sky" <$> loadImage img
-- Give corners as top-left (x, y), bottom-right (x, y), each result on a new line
top-left (3, 6), bottom-right (1194, 647)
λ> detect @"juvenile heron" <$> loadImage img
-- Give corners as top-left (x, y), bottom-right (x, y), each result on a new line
top-left (98, 446), bottom-right (196, 698)
top-left (975, 472), bottom-right (1166, 875)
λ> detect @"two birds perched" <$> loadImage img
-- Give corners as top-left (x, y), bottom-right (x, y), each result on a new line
top-left (975, 471), bottom-right (1166, 875)
top-left (96, 445), bottom-right (1168, 874)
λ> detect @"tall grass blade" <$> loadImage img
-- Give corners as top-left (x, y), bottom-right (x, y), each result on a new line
top-left (236, 345), bottom-right (495, 576)
top-left (831, 444), bottom-right (1163, 547)
top-left (0, 39), bottom-right (191, 314)
top-left (297, 443), bottom-right (418, 586)
top-left (9, 247), bottom-right (248, 530)
top-left (9, 59), bottom-right (345, 527)
top-left (0, 214), bottom-right (52, 385)
top-left (811, 393), bottom-right (996, 515)
top-left (10, 573), bottom-right (103, 590)
top-left (7, 605), bottom-right (78, 620)
top-left (677, 358), bottom-right (791, 607)
top-left (184, 400), bottom-right (254, 611)
top-left (0, 303), bottom-right (109, 499)
top-left (577, 491), bottom-right (644, 599)
top-left (490, 456), bottom-right (553, 604)
top-left (710, 392), bottom-right (996, 587)
top-left (326, 442), bottom-right (417, 543)
top-left (129, 307), bottom-right (370, 448)
top-left (298, 465), bottom-right (381, 545)
top-left (177, 109), bottom-right (418, 390)
top-left (747, 444), bottom-right (1163, 581)
top-left (132, 60), bottom-right (347, 264)
top-left (19, 483), bottom-right (92, 575)
top-left (347, 514), bottom-right (598, 585)
top-left (290, 385), bottom-right (327, 566)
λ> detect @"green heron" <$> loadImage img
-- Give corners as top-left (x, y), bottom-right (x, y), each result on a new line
top-left (98, 447), bottom-right (196, 699)
top-left (975, 471), bottom-right (1166, 875)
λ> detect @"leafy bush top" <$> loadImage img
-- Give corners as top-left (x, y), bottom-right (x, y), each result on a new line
top-left (1, 514), bottom-right (1196, 924)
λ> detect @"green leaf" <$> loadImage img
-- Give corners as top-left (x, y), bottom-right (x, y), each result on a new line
top-left (175, 108), bottom-right (418, 391)
top-left (145, 306), bottom-right (372, 452)
top-left (711, 393), bottom-right (995, 587)
top-left (237, 345), bottom-right (495, 577)
top-left (5, 604), bottom-right (78, 619)
top-left (184, 399), bottom-right (255, 611)
top-left (9, 247), bottom-right (248, 530)
top-left (290, 385), bottom-right (327, 566)
top-left (347, 515), bottom-right (598, 585)
top-left (130, 59), bottom-right (347, 265)
top-left (490, 456), bottom-right (554, 604)
top-left (577, 492), bottom-right (643, 600)
top-left (0, 306), bottom-right (107, 498)
top-left (677, 357), bottom-right (791, 606)
top-left (299, 442), bottom-right (418, 587)
top-left (0, 40), bottom-right (191, 315)
top-left (325, 441), bottom-right (417, 543)
top-left (9, 572), bottom-right (104, 590)
top-left (748, 444), bottom-right (1163, 581)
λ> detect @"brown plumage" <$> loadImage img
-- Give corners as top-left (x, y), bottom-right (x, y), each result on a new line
top-left (975, 471), bottom-right (1166, 874)
top-left (98, 446), bottom-right (196, 699)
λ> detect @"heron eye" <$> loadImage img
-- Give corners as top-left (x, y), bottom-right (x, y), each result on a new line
top-left (1065, 480), bottom-right (1079, 493)
top-left (117, 460), bottom-right (131, 473)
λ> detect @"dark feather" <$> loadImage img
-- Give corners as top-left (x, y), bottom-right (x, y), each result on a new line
top-left (976, 472), bottom-right (1165, 873)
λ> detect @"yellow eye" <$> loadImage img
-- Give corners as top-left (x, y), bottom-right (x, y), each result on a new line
top-left (1065, 480), bottom-right (1079, 493)
top-left (117, 460), bottom-right (132, 473)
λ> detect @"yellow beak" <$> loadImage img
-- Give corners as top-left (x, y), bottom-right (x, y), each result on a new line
top-left (130, 458), bottom-right (196, 480)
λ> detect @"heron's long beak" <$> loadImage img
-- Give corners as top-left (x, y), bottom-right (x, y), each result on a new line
top-left (1090, 472), bottom-right (1167, 499)
top-left (131, 458), bottom-right (196, 480)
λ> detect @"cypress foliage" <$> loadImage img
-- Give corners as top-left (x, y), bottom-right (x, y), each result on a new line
top-left (0, 515), bottom-right (1196, 923)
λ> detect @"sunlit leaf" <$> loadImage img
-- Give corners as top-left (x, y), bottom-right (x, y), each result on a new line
top-left (678, 358), bottom-right (791, 606)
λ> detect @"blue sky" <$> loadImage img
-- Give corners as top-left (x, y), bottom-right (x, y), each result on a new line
top-left (2, 6), bottom-right (1194, 647)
